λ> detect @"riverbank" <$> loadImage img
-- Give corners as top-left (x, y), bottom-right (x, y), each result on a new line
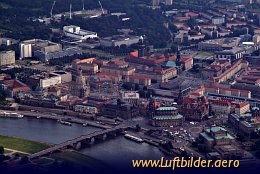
top-left (0, 135), bottom-right (51, 154)
top-left (51, 151), bottom-right (108, 169)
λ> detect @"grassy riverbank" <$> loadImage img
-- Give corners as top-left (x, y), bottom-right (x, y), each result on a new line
top-left (51, 151), bottom-right (108, 169)
top-left (0, 135), bottom-right (51, 154)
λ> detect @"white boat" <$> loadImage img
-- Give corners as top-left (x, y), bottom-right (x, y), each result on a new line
top-left (58, 120), bottom-right (72, 126)
top-left (124, 134), bottom-right (143, 143)
top-left (0, 112), bottom-right (24, 118)
top-left (83, 123), bottom-right (88, 127)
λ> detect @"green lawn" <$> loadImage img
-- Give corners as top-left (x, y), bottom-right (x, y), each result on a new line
top-left (0, 135), bottom-right (51, 154)
top-left (51, 151), bottom-right (107, 169)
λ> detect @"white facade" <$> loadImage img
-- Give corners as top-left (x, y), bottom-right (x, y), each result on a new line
top-left (63, 25), bottom-right (98, 40)
top-left (20, 43), bottom-right (32, 58)
top-left (40, 76), bottom-right (62, 88)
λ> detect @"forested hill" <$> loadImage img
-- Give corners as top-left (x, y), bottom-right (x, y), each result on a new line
top-left (0, 0), bottom-right (172, 48)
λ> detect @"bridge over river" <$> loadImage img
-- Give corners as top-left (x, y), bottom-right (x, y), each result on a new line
top-left (29, 125), bottom-right (130, 160)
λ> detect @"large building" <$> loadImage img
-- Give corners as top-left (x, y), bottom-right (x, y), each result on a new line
top-left (209, 99), bottom-right (250, 115)
top-left (0, 51), bottom-right (15, 66)
top-left (120, 91), bottom-right (140, 105)
top-left (19, 39), bottom-right (62, 59)
top-left (151, 106), bottom-right (184, 127)
top-left (101, 99), bottom-right (139, 119)
top-left (198, 37), bottom-right (241, 51)
top-left (100, 35), bottom-right (141, 47)
top-left (228, 113), bottom-right (255, 136)
top-left (63, 25), bottom-right (98, 40)
top-left (125, 75), bottom-right (152, 86)
top-left (181, 96), bottom-right (209, 121)
top-left (199, 126), bottom-right (235, 149)
top-left (0, 80), bottom-right (31, 97)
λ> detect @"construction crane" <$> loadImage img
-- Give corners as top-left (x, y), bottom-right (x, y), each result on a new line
top-left (98, 1), bottom-right (105, 14)
top-left (50, 1), bottom-right (56, 18)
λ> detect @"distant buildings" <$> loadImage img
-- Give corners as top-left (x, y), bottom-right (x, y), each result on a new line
top-left (151, 106), bottom-right (184, 127)
top-left (100, 35), bottom-right (141, 47)
top-left (0, 51), bottom-right (15, 66)
top-left (63, 25), bottom-right (98, 40)
top-left (0, 38), bottom-right (18, 46)
top-left (198, 37), bottom-right (241, 51)
top-left (19, 39), bottom-right (82, 61)
top-left (19, 39), bottom-right (61, 59)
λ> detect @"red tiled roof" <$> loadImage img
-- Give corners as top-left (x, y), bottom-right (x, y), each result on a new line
top-left (126, 75), bottom-right (151, 80)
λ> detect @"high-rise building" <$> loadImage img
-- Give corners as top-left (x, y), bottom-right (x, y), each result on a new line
top-left (19, 42), bottom-right (32, 59)
top-left (0, 51), bottom-right (15, 66)
top-left (71, 70), bottom-right (90, 98)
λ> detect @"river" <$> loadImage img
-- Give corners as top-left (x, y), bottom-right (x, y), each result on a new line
top-left (0, 117), bottom-right (164, 167)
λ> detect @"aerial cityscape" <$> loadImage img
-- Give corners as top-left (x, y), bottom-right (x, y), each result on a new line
top-left (0, 0), bottom-right (260, 173)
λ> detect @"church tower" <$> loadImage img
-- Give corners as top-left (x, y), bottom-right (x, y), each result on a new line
top-left (71, 70), bottom-right (90, 98)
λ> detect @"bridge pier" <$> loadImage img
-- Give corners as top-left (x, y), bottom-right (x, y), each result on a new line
top-left (95, 133), bottom-right (107, 141)
top-left (74, 142), bottom-right (82, 150)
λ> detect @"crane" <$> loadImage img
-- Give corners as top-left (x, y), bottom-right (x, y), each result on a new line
top-left (98, 1), bottom-right (105, 14)
top-left (50, 1), bottom-right (56, 18)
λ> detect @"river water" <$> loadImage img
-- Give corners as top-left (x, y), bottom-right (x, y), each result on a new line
top-left (0, 117), bottom-right (164, 167)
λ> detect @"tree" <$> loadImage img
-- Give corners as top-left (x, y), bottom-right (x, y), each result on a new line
top-left (135, 124), bottom-right (141, 132)
top-left (0, 146), bottom-right (4, 155)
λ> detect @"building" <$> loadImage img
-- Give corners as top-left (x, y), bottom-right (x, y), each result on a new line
top-left (151, 106), bottom-right (184, 127)
top-left (134, 67), bottom-right (177, 83)
top-left (210, 60), bottom-right (248, 83)
top-left (0, 51), bottom-right (15, 66)
top-left (70, 70), bottom-right (90, 98)
top-left (74, 105), bottom-right (98, 114)
top-left (0, 38), bottom-right (18, 46)
top-left (181, 96), bottom-right (209, 121)
top-left (0, 80), bottom-right (31, 97)
top-left (198, 37), bottom-right (241, 51)
top-left (165, 0), bottom-right (173, 5)
top-left (100, 63), bottom-right (135, 76)
top-left (19, 39), bottom-right (62, 59)
top-left (152, 0), bottom-right (160, 6)
top-left (120, 91), bottom-right (140, 105)
top-left (72, 58), bottom-right (99, 74)
top-left (199, 126), bottom-right (235, 149)
top-left (209, 99), bottom-right (250, 115)
top-left (228, 113), bottom-right (255, 136)
top-left (63, 25), bottom-right (98, 40)
top-left (125, 75), bottom-right (152, 86)
top-left (214, 145), bottom-right (244, 160)
top-left (100, 35), bottom-right (141, 47)
top-left (102, 99), bottom-right (139, 119)
top-left (212, 17), bottom-right (225, 25)
top-left (202, 60), bottom-right (230, 79)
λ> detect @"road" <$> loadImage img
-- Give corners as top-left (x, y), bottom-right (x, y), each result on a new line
top-left (0, 109), bottom-right (112, 129)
